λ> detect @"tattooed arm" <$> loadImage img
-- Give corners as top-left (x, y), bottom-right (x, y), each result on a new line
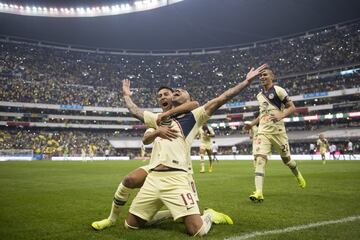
top-left (204, 64), bottom-right (268, 116)
top-left (122, 79), bottom-right (144, 122)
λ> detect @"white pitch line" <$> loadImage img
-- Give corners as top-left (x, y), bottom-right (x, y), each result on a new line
top-left (225, 215), bottom-right (360, 240)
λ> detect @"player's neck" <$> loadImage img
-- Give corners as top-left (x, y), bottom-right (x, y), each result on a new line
top-left (263, 84), bottom-right (274, 92)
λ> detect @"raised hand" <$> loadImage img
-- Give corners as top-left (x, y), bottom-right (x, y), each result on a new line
top-left (122, 79), bottom-right (132, 97)
top-left (246, 64), bottom-right (269, 82)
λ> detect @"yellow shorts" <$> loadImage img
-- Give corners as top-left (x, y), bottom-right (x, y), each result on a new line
top-left (129, 171), bottom-right (200, 221)
top-left (320, 149), bottom-right (327, 155)
top-left (253, 133), bottom-right (290, 157)
top-left (200, 143), bottom-right (212, 151)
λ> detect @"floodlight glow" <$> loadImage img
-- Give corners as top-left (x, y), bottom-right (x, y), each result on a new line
top-left (0, 0), bottom-right (184, 17)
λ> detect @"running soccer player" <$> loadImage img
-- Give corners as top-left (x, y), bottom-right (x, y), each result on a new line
top-left (244, 66), bottom-right (306, 203)
top-left (317, 134), bottom-right (329, 164)
top-left (198, 123), bottom-right (215, 173)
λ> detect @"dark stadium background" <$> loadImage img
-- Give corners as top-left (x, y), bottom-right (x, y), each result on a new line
top-left (0, 0), bottom-right (360, 50)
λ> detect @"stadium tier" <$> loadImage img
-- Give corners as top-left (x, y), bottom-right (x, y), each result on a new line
top-left (0, 20), bottom-right (359, 158)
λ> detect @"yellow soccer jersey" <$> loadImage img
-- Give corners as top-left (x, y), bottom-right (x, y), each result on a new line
top-left (144, 127), bottom-right (195, 174)
top-left (257, 85), bottom-right (289, 135)
top-left (317, 138), bottom-right (329, 152)
top-left (199, 126), bottom-right (215, 145)
top-left (144, 106), bottom-right (210, 172)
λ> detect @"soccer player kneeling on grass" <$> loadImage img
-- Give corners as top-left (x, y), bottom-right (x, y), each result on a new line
top-left (122, 65), bottom-right (267, 235)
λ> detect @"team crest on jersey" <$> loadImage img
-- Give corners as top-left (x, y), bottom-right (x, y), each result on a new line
top-left (268, 93), bottom-right (274, 99)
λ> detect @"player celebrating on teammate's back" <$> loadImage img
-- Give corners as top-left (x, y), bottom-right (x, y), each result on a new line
top-left (91, 86), bottom-right (200, 230)
top-left (245, 66), bottom-right (306, 203)
top-left (123, 64), bottom-right (267, 236)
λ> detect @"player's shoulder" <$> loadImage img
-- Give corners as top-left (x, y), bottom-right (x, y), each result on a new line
top-left (273, 85), bottom-right (287, 94)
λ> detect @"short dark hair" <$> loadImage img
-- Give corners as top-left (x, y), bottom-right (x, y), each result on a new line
top-left (157, 86), bottom-right (174, 93)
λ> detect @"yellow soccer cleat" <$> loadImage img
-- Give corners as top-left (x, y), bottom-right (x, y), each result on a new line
top-left (204, 208), bottom-right (233, 225)
top-left (296, 173), bottom-right (306, 189)
top-left (91, 218), bottom-right (114, 231)
top-left (209, 166), bottom-right (213, 173)
top-left (249, 191), bottom-right (264, 203)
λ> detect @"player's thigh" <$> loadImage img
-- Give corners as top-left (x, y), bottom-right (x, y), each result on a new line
top-left (270, 134), bottom-right (290, 157)
top-left (128, 176), bottom-right (163, 221)
top-left (160, 173), bottom-right (200, 221)
top-left (253, 134), bottom-right (272, 156)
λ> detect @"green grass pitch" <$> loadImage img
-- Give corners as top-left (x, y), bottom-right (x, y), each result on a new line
top-left (0, 160), bottom-right (359, 240)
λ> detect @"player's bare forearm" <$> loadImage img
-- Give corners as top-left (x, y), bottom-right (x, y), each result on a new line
top-left (204, 79), bottom-right (250, 115)
top-left (124, 95), bottom-right (144, 122)
top-left (167, 101), bottom-right (199, 116)
top-left (282, 101), bottom-right (296, 119)
top-left (251, 116), bottom-right (260, 127)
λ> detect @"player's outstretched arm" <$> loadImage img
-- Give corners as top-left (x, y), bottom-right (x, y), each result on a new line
top-left (122, 79), bottom-right (144, 122)
top-left (204, 64), bottom-right (268, 116)
top-left (156, 101), bottom-right (200, 125)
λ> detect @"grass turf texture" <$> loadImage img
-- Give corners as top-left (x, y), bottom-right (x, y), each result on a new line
top-left (0, 160), bottom-right (359, 240)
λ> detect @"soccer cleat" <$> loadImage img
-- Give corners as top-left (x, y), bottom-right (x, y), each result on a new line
top-left (204, 208), bottom-right (233, 225)
top-left (296, 173), bottom-right (306, 189)
top-left (209, 166), bottom-right (213, 173)
top-left (249, 191), bottom-right (264, 203)
top-left (91, 218), bottom-right (114, 231)
top-left (200, 168), bottom-right (205, 173)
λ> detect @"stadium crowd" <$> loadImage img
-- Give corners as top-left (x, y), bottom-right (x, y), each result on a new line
top-left (0, 21), bottom-right (359, 107)
top-left (1, 21), bottom-right (359, 157)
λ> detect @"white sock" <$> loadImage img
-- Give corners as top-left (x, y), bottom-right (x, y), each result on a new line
top-left (108, 182), bottom-right (132, 222)
top-left (195, 213), bottom-right (212, 236)
top-left (254, 157), bottom-right (266, 194)
top-left (286, 160), bottom-right (299, 176)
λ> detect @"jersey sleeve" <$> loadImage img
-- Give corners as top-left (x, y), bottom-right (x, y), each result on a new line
top-left (144, 111), bottom-right (158, 128)
top-left (275, 86), bottom-right (290, 104)
top-left (191, 106), bottom-right (211, 127)
top-left (144, 127), bottom-right (156, 135)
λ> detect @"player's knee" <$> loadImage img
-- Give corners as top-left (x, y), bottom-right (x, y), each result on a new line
top-left (281, 156), bottom-right (291, 164)
top-left (255, 155), bottom-right (267, 166)
top-left (122, 175), bottom-right (137, 188)
top-left (184, 215), bottom-right (203, 236)
top-left (186, 221), bottom-right (203, 236)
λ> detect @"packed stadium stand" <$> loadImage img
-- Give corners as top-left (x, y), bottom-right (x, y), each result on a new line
top-left (1, 19), bottom-right (359, 158)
